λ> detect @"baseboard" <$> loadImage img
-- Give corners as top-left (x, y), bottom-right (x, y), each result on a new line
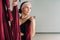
top-left (36, 32), bottom-right (60, 34)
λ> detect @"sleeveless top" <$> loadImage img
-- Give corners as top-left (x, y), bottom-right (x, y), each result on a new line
top-left (20, 19), bottom-right (31, 40)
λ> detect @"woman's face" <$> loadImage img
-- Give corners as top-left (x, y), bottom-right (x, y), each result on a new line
top-left (21, 3), bottom-right (31, 15)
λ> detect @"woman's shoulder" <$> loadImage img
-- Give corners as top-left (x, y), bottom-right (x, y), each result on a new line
top-left (29, 16), bottom-right (35, 19)
top-left (29, 16), bottom-right (36, 21)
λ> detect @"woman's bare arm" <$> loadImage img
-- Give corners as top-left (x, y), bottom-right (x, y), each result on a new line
top-left (30, 16), bottom-right (36, 38)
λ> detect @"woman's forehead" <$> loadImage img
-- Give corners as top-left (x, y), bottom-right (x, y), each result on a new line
top-left (23, 2), bottom-right (31, 7)
top-left (25, 4), bottom-right (31, 7)
top-left (21, 2), bottom-right (31, 9)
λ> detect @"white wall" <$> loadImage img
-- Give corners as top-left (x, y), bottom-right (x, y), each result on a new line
top-left (10, 0), bottom-right (60, 32)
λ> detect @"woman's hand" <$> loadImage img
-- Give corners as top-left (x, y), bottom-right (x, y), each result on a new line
top-left (12, 0), bottom-right (19, 6)
top-left (20, 32), bottom-right (24, 36)
top-left (12, 2), bottom-right (18, 6)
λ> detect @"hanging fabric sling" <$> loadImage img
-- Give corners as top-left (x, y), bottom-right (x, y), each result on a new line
top-left (11, 0), bottom-right (21, 40)
top-left (0, 0), bottom-right (13, 40)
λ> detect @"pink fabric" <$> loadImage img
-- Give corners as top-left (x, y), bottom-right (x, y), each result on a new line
top-left (11, 6), bottom-right (21, 40)
top-left (0, 0), bottom-right (5, 40)
top-left (26, 22), bottom-right (31, 40)
top-left (0, 0), bottom-right (12, 40)
top-left (0, 0), bottom-right (19, 40)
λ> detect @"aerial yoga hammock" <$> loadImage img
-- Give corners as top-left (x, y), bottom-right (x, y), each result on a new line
top-left (0, 0), bottom-right (21, 40)
top-left (0, 0), bottom-right (13, 40)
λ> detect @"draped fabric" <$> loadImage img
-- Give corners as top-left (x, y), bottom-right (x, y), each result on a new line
top-left (0, 0), bottom-right (13, 40)
top-left (20, 19), bottom-right (31, 40)
top-left (0, 0), bottom-right (5, 40)
top-left (25, 19), bottom-right (31, 40)
top-left (0, 0), bottom-right (20, 40)
top-left (11, 6), bottom-right (21, 40)
top-left (26, 24), bottom-right (31, 40)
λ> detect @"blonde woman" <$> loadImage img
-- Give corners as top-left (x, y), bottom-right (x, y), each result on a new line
top-left (12, 1), bottom-right (35, 40)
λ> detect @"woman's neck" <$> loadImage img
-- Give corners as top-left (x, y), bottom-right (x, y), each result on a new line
top-left (21, 13), bottom-right (29, 19)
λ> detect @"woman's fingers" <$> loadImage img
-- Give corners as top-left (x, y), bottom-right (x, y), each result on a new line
top-left (12, 0), bottom-right (19, 6)
top-left (21, 32), bottom-right (24, 36)
top-left (12, 2), bottom-right (17, 6)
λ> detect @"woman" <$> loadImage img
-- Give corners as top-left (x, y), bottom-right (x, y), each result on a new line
top-left (12, 1), bottom-right (35, 40)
